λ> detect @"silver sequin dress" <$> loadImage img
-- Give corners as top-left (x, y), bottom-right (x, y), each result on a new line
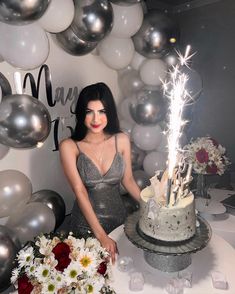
top-left (70, 135), bottom-right (127, 238)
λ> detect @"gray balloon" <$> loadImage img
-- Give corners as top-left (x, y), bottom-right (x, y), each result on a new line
top-left (0, 169), bottom-right (32, 218)
top-left (129, 89), bottom-right (166, 125)
top-left (72, 0), bottom-right (113, 42)
top-left (133, 169), bottom-right (150, 190)
top-left (118, 68), bottom-right (144, 98)
top-left (55, 25), bottom-right (98, 56)
top-left (0, 226), bottom-right (19, 292)
top-left (132, 10), bottom-right (180, 58)
top-left (110, 0), bottom-right (141, 5)
top-left (0, 94), bottom-right (51, 149)
top-left (30, 190), bottom-right (66, 230)
top-left (7, 202), bottom-right (56, 245)
top-left (0, 0), bottom-right (51, 25)
top-left (131, 143), bottom-right (145, 170)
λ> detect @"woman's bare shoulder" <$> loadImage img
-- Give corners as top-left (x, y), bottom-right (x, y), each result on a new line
top-left (116, 132), bottom-right (130, 142)
top-left (59, 138), bottom-right (78, 152)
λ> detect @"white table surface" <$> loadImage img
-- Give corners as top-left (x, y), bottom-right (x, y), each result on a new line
top-left (109, 224), bottom-right (235, 294)
top-left (198, 188), bottom-right (235, 247)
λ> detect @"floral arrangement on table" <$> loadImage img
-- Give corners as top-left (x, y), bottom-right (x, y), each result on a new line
top-left (10, 232), bottom-right (116, 294)
top-left (184, 136), bottom-right (230, 175)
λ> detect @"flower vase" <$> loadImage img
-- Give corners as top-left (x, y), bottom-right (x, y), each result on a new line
top-left (195, 174), bottom-right (210, 199)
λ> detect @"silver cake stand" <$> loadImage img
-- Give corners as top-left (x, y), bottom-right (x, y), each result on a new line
top-left (124, 212), bottom-right (212, 272)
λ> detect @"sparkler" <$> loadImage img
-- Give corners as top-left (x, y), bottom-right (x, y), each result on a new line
top-left (163, 45), bottom-right (194, 206)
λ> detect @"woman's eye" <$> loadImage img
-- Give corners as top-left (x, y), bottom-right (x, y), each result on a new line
top-left (99, 109), bottom-right (106, 114)
top-left (85, 110), bottom-right (92, 114)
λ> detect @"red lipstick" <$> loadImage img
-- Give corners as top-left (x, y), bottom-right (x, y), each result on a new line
top-left (91, 124), bottom-right (101, 128)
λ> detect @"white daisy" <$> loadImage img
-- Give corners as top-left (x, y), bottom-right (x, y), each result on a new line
top-left (78, 249), bottom-right (98, 275)
top-left (25, 263), bottom-right (37, 278)
top-left (84, 276), bottom-right (105, 294)
top-left (17, 246), bottom-right (34, 269)
top-left (10, 268), bottom-right (19, 284)
top-left (41, 278), bottom-right (60, 294)
top-left (63, 260), bottom-right (82, 286)
top-left (35, 264), bottom-right (51, 282)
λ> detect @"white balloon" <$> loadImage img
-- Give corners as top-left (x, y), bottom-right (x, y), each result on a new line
top-left (143, 151), bottom-right (167, 176)
top-left (98, 36), bottom-right (134, 70)
top-left (38, 0), bottom-right (75, 33)
top-left (0, 22), bottom-right (49, 70)
top-left (117, 96), bottom-right (136, 124)
top-left (140, 59), bottom-right (167, 86)
top-left (110, 3), bottom-right (143, 38)
top-left (130, 51), bottom-right (145, 71)
top-left (132, 124), bottom-right (163, 151)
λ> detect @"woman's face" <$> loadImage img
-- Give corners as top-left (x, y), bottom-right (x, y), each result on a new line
top-left (84, 100), bottom-right (108, 134)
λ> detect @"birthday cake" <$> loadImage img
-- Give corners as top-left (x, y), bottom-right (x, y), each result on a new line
top-left (138, 165), bottom-right (196, 242)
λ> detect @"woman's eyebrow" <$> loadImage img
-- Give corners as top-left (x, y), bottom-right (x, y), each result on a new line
top-left (86, 107), bottom-right (105, 111)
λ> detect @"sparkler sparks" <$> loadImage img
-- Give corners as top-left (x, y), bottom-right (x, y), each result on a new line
top-left (163, 45), bottom-right (194, 205)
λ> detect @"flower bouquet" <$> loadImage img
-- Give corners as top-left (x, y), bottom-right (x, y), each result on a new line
top-left (11, 232), bottom-right (116, 294)
top-left (184, 136), bottom-right (230, 199)
top-left (184, 136), bottom-right (230, 175)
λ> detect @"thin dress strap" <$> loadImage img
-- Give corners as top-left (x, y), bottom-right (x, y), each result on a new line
top-left (74, 140), bottom-right (80, 152)
top-left (115, 134), bottom-right (118, 153)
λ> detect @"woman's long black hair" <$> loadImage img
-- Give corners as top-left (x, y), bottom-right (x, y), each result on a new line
top-left (71, 82), bottom-right (121, 141)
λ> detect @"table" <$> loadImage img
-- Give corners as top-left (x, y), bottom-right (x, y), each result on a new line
top-left (198, 188), bottom-right (235, 247)
top-left (109, 224), bottom-right (235, 294)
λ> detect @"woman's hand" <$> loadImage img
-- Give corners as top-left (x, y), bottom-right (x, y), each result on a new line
top-left (99, 234), bottom-right (119, 264)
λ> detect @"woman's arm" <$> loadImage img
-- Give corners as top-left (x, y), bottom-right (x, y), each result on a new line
top-left (59, 138), bottom-right (118, 263)
top-left (119, 133), bottom-right (141, 202)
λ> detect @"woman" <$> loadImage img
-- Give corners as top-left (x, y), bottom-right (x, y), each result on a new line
top-left (60, 82), bottom-right (140, 263)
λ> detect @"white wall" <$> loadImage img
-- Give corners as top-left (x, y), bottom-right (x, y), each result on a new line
top-left (0, 34), bottom-right (122, 217)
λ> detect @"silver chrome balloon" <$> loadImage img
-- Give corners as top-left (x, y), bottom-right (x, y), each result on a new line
top-left (0, 94), bottom-right (51, 149)
top-left (55, 25), bottom-right (98, 56)
top-left (0, 225), bottom-right (19, 292)
top-left (132, 10), bottom-right (180, 58)
top-left (30, 190), bottom-right (66, 230)
top-left (0, 0), bottom-right (51, 25)
top-left (72, 0), bottom-right (113, 42)
top-left (129, 89), bottom-right (166, 125)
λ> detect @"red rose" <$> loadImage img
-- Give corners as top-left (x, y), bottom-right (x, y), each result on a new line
top-left (206, 163), bottom-right (218, 174)
top-left (52, 242), bottom-right (71, 272)
top-left (97, 262), bottom-right (107, 275)
top-left (196, 148), bottom-right (209, 163)
top-left (18, 275), bottom-right (34, 294)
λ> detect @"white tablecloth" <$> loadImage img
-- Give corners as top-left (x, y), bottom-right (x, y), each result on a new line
top-left (109, 225), bottom-right (235, 294)
top-left (201, 188), bottom-right (235, 247)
